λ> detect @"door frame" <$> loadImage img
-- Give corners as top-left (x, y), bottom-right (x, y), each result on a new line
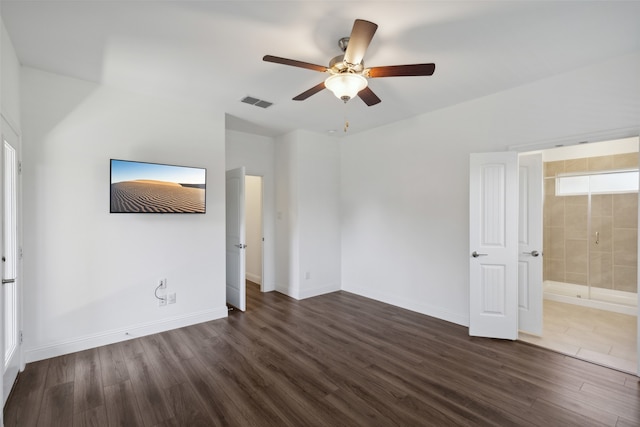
top-left (509, 132), bottom-right (640, 375)
top-left (1, 114), bottom-right (23, 407)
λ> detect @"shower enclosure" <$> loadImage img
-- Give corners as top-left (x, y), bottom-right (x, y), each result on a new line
top-left (543, 153), bottom-right (638, 315)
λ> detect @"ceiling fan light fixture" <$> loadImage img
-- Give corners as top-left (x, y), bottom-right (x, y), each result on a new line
top-left (325, 73), bottom-right (367, 103)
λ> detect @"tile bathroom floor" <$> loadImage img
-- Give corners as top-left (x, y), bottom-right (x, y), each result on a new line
top-left (519, 299), bottom-right (637, 374)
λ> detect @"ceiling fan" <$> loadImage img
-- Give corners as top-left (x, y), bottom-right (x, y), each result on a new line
top-left (263, 19), bottom-right (436, 106)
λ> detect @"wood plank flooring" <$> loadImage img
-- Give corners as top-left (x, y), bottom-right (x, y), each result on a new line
top-left (5, 282), bottom-right (640, 426)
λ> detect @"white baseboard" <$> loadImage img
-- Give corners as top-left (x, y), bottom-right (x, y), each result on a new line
top-left (246, 272), bottom-right (262, 285)
top-left (275, 283), bottom-right (299, 299)
top-left (274, 282), bottom-right (340, 300)
top-left (298, 283), bottom-right (341, 300)
top-left (342, 282), bottom-right (469, 327)
top-left (24, 306), bottom-right (229, 363)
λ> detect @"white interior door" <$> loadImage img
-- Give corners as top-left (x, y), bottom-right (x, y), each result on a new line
top-left (469, 152), bottom-right (519, 339)
top-left (2, 121), bottom-right (20, 404)
top-left (518, 153), bottom-right (543, 335)
top-left (226, 167), bottom-right (246, 311)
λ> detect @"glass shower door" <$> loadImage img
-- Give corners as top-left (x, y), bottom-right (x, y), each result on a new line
top-left (557, 170), bottom-right (638, 306)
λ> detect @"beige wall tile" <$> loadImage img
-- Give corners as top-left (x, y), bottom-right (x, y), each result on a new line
top-left (564, 195), bottom-right (588, 206)
top-left (613, 193), bottom-right (638, 229)
top-left (565, 239), bottom-right (588, 273)
top-left (612, 152), bottom-right (639, 169)
top-left (565, 158), bottom-right (588, 173)
top-left (543, 227), bottom-right (550, 257)
top-left (545, 160), bottom-right (565, 177)
top-left (545, 227), bottom-right (565, 259)
top-left (543, 262), bottom-right (550, 281)
top-left (565, 272), bottom-right (588, 286)
top-left (546, 259), bottom-right (565, 282)
top-left (588, 155), bottom-right (614, 172)
top-left (613, 228), bottom-right (638, 267)
top-left (613, 265), bottom-right (638, 292)
top-left (589, 251), bottom-right (613, 289)
top-left (548, 197), bottom-right (565, 228)
top-left (544, 178), bottom-right (555, 198)
top-left (591, 194), bottom-right (612, 217)
top-left (564, 203), bottom-right (588, 239)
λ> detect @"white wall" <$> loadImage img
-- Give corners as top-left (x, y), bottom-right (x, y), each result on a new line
top-left (542, 136), bottom-right (639, 162)
top-left (225, 128), bottom-right (275, 291)
top-left (297, 131), bottom-right (341, 298)
top-left (275, 130), bottom-right (341, 299)
top-left (21, 67), bottom-right (228, 362)
top-left (245, 175), bottom-right (263, 284)
top-left (341, 52), bottom-right (640, 326)
top-left (275, 133), bottom-right (299, 296)
top-left (0, 14), bottom-right (22, 418)
top-left (1, 17), bottom-right (20, 131)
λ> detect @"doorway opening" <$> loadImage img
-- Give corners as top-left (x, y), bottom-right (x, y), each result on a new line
top-left (226, 172), bottom-right (264, 314)
top-left (244, 175), bottom-right (263, 308)
top-left (519, 137), bottom-right (638, 373)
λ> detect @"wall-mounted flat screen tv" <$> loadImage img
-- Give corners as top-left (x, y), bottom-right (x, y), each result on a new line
top-left (110, 159), bottom-right (206, 213)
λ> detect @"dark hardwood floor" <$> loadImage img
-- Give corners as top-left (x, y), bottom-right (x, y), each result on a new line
top-left (4, 281), bottom-right (640, 426)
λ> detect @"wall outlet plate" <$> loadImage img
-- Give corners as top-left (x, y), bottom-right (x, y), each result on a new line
top-left (158, 298), bottom-right (167, 307)
top-left (159, 278), bottom-right (167, 289)
top-left (168, 293), bottom-right (176, 304)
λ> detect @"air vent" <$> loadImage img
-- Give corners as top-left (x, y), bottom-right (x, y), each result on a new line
top-left (255, 100), bottom-right (273, 109)
top-left (241, 96), bottom-right (273, 109)
top-left (241, 96), bottom-right (260, 105)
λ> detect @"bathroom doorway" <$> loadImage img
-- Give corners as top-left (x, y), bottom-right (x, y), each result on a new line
top-left (519, 137), bottom-right (639, 373)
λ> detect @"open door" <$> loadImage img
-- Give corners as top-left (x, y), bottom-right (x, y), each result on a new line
top-left (469, 152), bottom-right (518, 339)
top-left (226, 167), bottom-right (246, 311)
top-left (2, 120), bottom-right (21, 404)
top-left (517, 153), bottom-right (543, 335)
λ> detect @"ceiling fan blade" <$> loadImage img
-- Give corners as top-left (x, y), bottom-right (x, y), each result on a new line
top-left (343, 19), bottom-right (378, 66)
top-left (367, 63), bottom-right (436, 78)
top-left (263, 55), bottom-right (328, 73)
top-left (358, 86), bottom-right (381, 106)
top-left (293, 82), bottom-right (326, 101)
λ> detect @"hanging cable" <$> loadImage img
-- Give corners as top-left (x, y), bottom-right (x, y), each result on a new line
top-left (154, 283), bottom-right (166, 302)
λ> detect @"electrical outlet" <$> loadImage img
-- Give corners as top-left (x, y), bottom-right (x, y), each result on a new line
top-left (168, 293), bottom-right (176, 304)
top-left (158, 297), bottom-right (167, 307)
top-left (159, 278), bottom-right (167, 289)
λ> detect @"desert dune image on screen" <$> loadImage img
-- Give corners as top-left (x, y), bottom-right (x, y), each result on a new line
top-left (110, 159), bottom-right (206, 213)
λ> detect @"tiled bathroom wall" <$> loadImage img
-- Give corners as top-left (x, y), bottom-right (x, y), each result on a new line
top-left (543, 153), bottom-right (638, 293)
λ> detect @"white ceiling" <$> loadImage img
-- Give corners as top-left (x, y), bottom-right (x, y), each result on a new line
top-left (2, 1), bottom-right (639, 137)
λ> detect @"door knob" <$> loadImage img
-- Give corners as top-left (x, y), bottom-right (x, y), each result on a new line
top-left (523, 250), bottom-right (540, 257)
top-left (234, 244), bottom-right (247, 249)
top-left (471, 251), bottom-right (488, 258)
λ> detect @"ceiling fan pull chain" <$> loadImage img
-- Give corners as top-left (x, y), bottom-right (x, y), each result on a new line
top-left (344, 102), bottom-right (350, 132)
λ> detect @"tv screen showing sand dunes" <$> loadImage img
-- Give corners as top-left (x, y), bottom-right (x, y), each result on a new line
top-left (110, 159), bottom-right (206, 213)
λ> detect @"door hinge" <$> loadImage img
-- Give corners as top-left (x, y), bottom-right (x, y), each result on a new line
top-left (19, 331), bottom-right (23, 345)
top-left (18, 161), bottom-right (22, 174)
top-left (19, 247), bottom-right (23, 260)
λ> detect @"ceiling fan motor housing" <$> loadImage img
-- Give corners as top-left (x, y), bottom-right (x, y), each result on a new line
top-left (329, 55), bottom-right (364, 74)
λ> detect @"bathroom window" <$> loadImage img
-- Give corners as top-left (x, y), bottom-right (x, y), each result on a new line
top-left (556, 170), bottom-right (639, 196)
